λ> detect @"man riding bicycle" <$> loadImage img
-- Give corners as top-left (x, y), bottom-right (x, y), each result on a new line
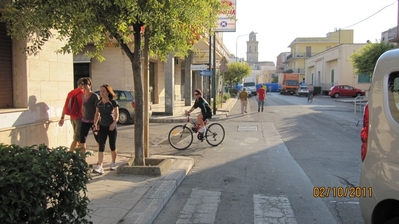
top-left (185, 89), bottom-right (212, 133)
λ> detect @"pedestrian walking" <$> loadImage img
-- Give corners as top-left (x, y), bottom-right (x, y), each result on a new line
top-left (239, 88), bottom-right (248, 114)
top-left (308, 84), bottom-right (314, 103)
top-left (79, 77), bottom-right (100, 157)
top-left (59, 78), bottom-right (85, 152)
top-left (257, 84), bottom-right (266, 112)
top-left (93, 84), bottom-right (119, 174)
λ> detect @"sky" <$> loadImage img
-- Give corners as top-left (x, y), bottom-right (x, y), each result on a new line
top-left (221, 0), bottom-right (398, 64)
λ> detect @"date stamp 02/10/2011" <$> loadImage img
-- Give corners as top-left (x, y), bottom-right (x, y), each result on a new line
top-left (313, 186), bottom-right (373, 198)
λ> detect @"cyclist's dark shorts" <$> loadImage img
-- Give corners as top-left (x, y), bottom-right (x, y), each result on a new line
top-left (203, 112), bottom-right (212, 120)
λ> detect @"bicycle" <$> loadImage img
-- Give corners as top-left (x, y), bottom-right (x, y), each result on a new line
top-left (168, 113), bottom-right (225, 150)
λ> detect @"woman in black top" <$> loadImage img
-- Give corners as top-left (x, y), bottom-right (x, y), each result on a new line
top-left (185, 89), bottom-right (212, 133)
top-left (80, 78), bottom-right (99, 157)
top-left (93, 84), bottom-right (119, 174)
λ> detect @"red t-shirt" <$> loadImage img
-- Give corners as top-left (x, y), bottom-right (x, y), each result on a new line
top-left (63, 88), bottom-right (84, 120)
top-left (257, 88), bottom-right (266, 100)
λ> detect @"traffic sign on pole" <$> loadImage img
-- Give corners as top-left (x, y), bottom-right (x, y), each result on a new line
top-left (199, 70), bottom-right (212, 76)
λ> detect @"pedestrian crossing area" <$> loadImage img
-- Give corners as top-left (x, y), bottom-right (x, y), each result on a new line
top-left (175, 189), bottom-right (297, 224)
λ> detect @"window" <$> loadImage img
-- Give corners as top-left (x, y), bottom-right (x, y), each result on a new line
top-left (0, 21), bottom-right (13, 108)
top-left (358, 74), bottom-right (371, 83)
top-left (388, 72), bottom-right (399, 123)
top-left (118, 91), bottom-right (127, 100)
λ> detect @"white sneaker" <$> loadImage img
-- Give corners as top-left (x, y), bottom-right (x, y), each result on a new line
top-left (93, 165), bottom-right (104, 174)
top-left (110, 162), bottom-right (116, 170)
top-left (199, 127), bottom-right (206, 133)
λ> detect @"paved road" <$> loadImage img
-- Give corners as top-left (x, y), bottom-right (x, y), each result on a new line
top-left (151, 93), bottom-right (364, 224)
top-left (86, 93), bottom-right (365, 223)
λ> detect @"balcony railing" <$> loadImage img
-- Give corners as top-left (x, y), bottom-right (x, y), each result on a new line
top-left (286, 53), bottom-right (310, 61)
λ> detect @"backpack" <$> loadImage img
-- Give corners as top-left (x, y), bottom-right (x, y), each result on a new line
top-left (64, 90), bottom-right (83, 117)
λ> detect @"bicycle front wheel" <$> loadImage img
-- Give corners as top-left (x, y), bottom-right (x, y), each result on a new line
top-left (205, 123), bottom-right (225, 146)
top-left (168, 125), bottom-right (193, 150)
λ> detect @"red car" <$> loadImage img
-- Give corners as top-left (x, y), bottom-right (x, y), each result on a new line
top-left (329, 85), bottom-right (365, 98)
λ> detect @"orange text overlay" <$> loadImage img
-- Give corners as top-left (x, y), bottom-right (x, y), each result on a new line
top-left (313, 187), bottom-right (372, 198)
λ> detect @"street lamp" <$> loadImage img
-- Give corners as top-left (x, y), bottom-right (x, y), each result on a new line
top-left (235, 32), bottom-right (257, 62)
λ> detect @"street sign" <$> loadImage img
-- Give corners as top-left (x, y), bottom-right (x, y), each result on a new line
top-left (191, 64), bottom-right (208, 71)
top-left (199, 70), bottom-right (213, 76)
top-left (219, 63), bottom-right (228, 73)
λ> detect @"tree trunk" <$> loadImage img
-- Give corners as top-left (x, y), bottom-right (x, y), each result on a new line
top-left (131, 24), bottom-right (145, 166)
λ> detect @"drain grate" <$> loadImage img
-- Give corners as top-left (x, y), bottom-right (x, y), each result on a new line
top-left (237, 125), bottom-right (258, 132)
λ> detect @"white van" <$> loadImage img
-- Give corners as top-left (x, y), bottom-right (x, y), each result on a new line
top-left (243, 77), bottom-right (256, 96)
top-left (359, 49), bottom-right (399, 224)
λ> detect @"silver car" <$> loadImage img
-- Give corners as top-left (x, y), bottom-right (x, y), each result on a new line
top-left (359, 49), bottom-right (399, 224)
top-left (95, 90), bottom-right (152, 125)
top-left (295, 86), bottom-right (309, 97)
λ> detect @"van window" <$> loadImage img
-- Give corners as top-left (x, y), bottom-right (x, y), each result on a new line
top-left (388, 72), bottom-right (399, 123)
top-left (243, 82), bottom-right (255, 87)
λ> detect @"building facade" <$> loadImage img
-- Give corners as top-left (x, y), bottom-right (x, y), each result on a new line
top-left (75, 33), bottom-right (230, 115)
top-left (305, 43), bottom-right (369, 93)
top-left (0, 21), bottom-right (76, 147)
top-left (285, 29), bottom-right (354, 82)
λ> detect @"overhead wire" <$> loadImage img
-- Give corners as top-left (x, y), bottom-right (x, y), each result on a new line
top-left (341, 0), bottom-right (397, 29)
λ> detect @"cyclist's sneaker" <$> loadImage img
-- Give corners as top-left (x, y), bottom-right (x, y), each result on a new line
top-left (110, 162), bottom-right (117, 171)
top-left (93, 165), bottom-right (104, 174)
top-left (199, 126), bottom-right (206, 133)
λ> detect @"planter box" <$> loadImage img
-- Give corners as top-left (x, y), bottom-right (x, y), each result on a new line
top-left (117, 158), bottom-right (172, 176)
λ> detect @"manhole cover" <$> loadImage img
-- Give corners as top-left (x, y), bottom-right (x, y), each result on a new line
top-left (237, 125), bottom-right (257, 132)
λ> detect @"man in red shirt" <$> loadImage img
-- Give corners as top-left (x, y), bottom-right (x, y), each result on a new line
top-left (59, 78), bottom-right (85, 152)
top-left (257, 84), bottom-right (266, 112)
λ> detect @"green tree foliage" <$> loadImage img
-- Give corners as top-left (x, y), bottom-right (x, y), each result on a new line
top-left (1, 0), bottom-right (232, 165)
top-left (223, 62), bottom-right (252, 87)
top-left (350, 41), bottom-right (397, 78)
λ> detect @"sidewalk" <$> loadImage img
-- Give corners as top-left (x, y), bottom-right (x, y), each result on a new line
top-left (85, 97), bottom-right (238, 224)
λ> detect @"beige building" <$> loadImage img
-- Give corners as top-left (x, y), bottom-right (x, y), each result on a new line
top-left (75, 33), bottom-right (230, 115)
top-left (285, 29), bottom-right (354, 83)
top-left (0, 21), bottom-right (76, 147)
top-left (305, 43), bottom-right (370, 93)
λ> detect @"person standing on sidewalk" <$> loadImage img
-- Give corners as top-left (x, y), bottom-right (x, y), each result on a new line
top-left (239, 88), bottom-right (248, 114)
top-left (257, 84), bottom-right (266, 112)
top-left (79, 78), bottom-right (100, 157)
top-left (59, 78), bottom-right (85, 152)
top-left (93, 84), bottom-right (119, 174)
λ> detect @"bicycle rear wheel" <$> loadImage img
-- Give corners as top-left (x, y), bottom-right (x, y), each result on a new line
top-left (168, 125), bottom-right (193, 150)
top-left (205, 123), bottom-right (225, 146)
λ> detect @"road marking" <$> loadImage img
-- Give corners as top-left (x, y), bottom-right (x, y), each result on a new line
top-left (176, 189), bottom-right (221, 224)
top-left (253, 194), bottom-right (297, 224)
top-left (238, 125), bottom-right (258, 132)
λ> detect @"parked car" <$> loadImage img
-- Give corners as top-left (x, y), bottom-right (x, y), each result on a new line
top-left (359, 49), bottom-right (399, 224)
top-left (295, 85), bottom-right (309, 97)
top-left (329, 85), bottom-right (365, 98)
top-left (95, 90), bottom-right (152, 125)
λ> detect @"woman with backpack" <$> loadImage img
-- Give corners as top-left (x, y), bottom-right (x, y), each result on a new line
top-left (93, 84), bottom-right (119, 174)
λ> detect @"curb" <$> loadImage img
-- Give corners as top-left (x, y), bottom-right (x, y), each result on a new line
top-left (120, 156), bottom-right (194, 224)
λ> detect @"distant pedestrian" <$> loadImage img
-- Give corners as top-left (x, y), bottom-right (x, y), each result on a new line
top-left (308, 84), bottom-right (314, 103)
top-left (93, 84), bottom-right (119, 174)
top-left (79, 78), bottom-right (100, 157)
top-left (59, 78), bottom-right (85, 152)
top-left (239, 88), bottom-right (248, 114)
top-left (257, 84), bottom-right (266, 112)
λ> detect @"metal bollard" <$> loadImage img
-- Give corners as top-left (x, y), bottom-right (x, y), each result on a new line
top-left (354, 96), bottom-right (368, 126)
